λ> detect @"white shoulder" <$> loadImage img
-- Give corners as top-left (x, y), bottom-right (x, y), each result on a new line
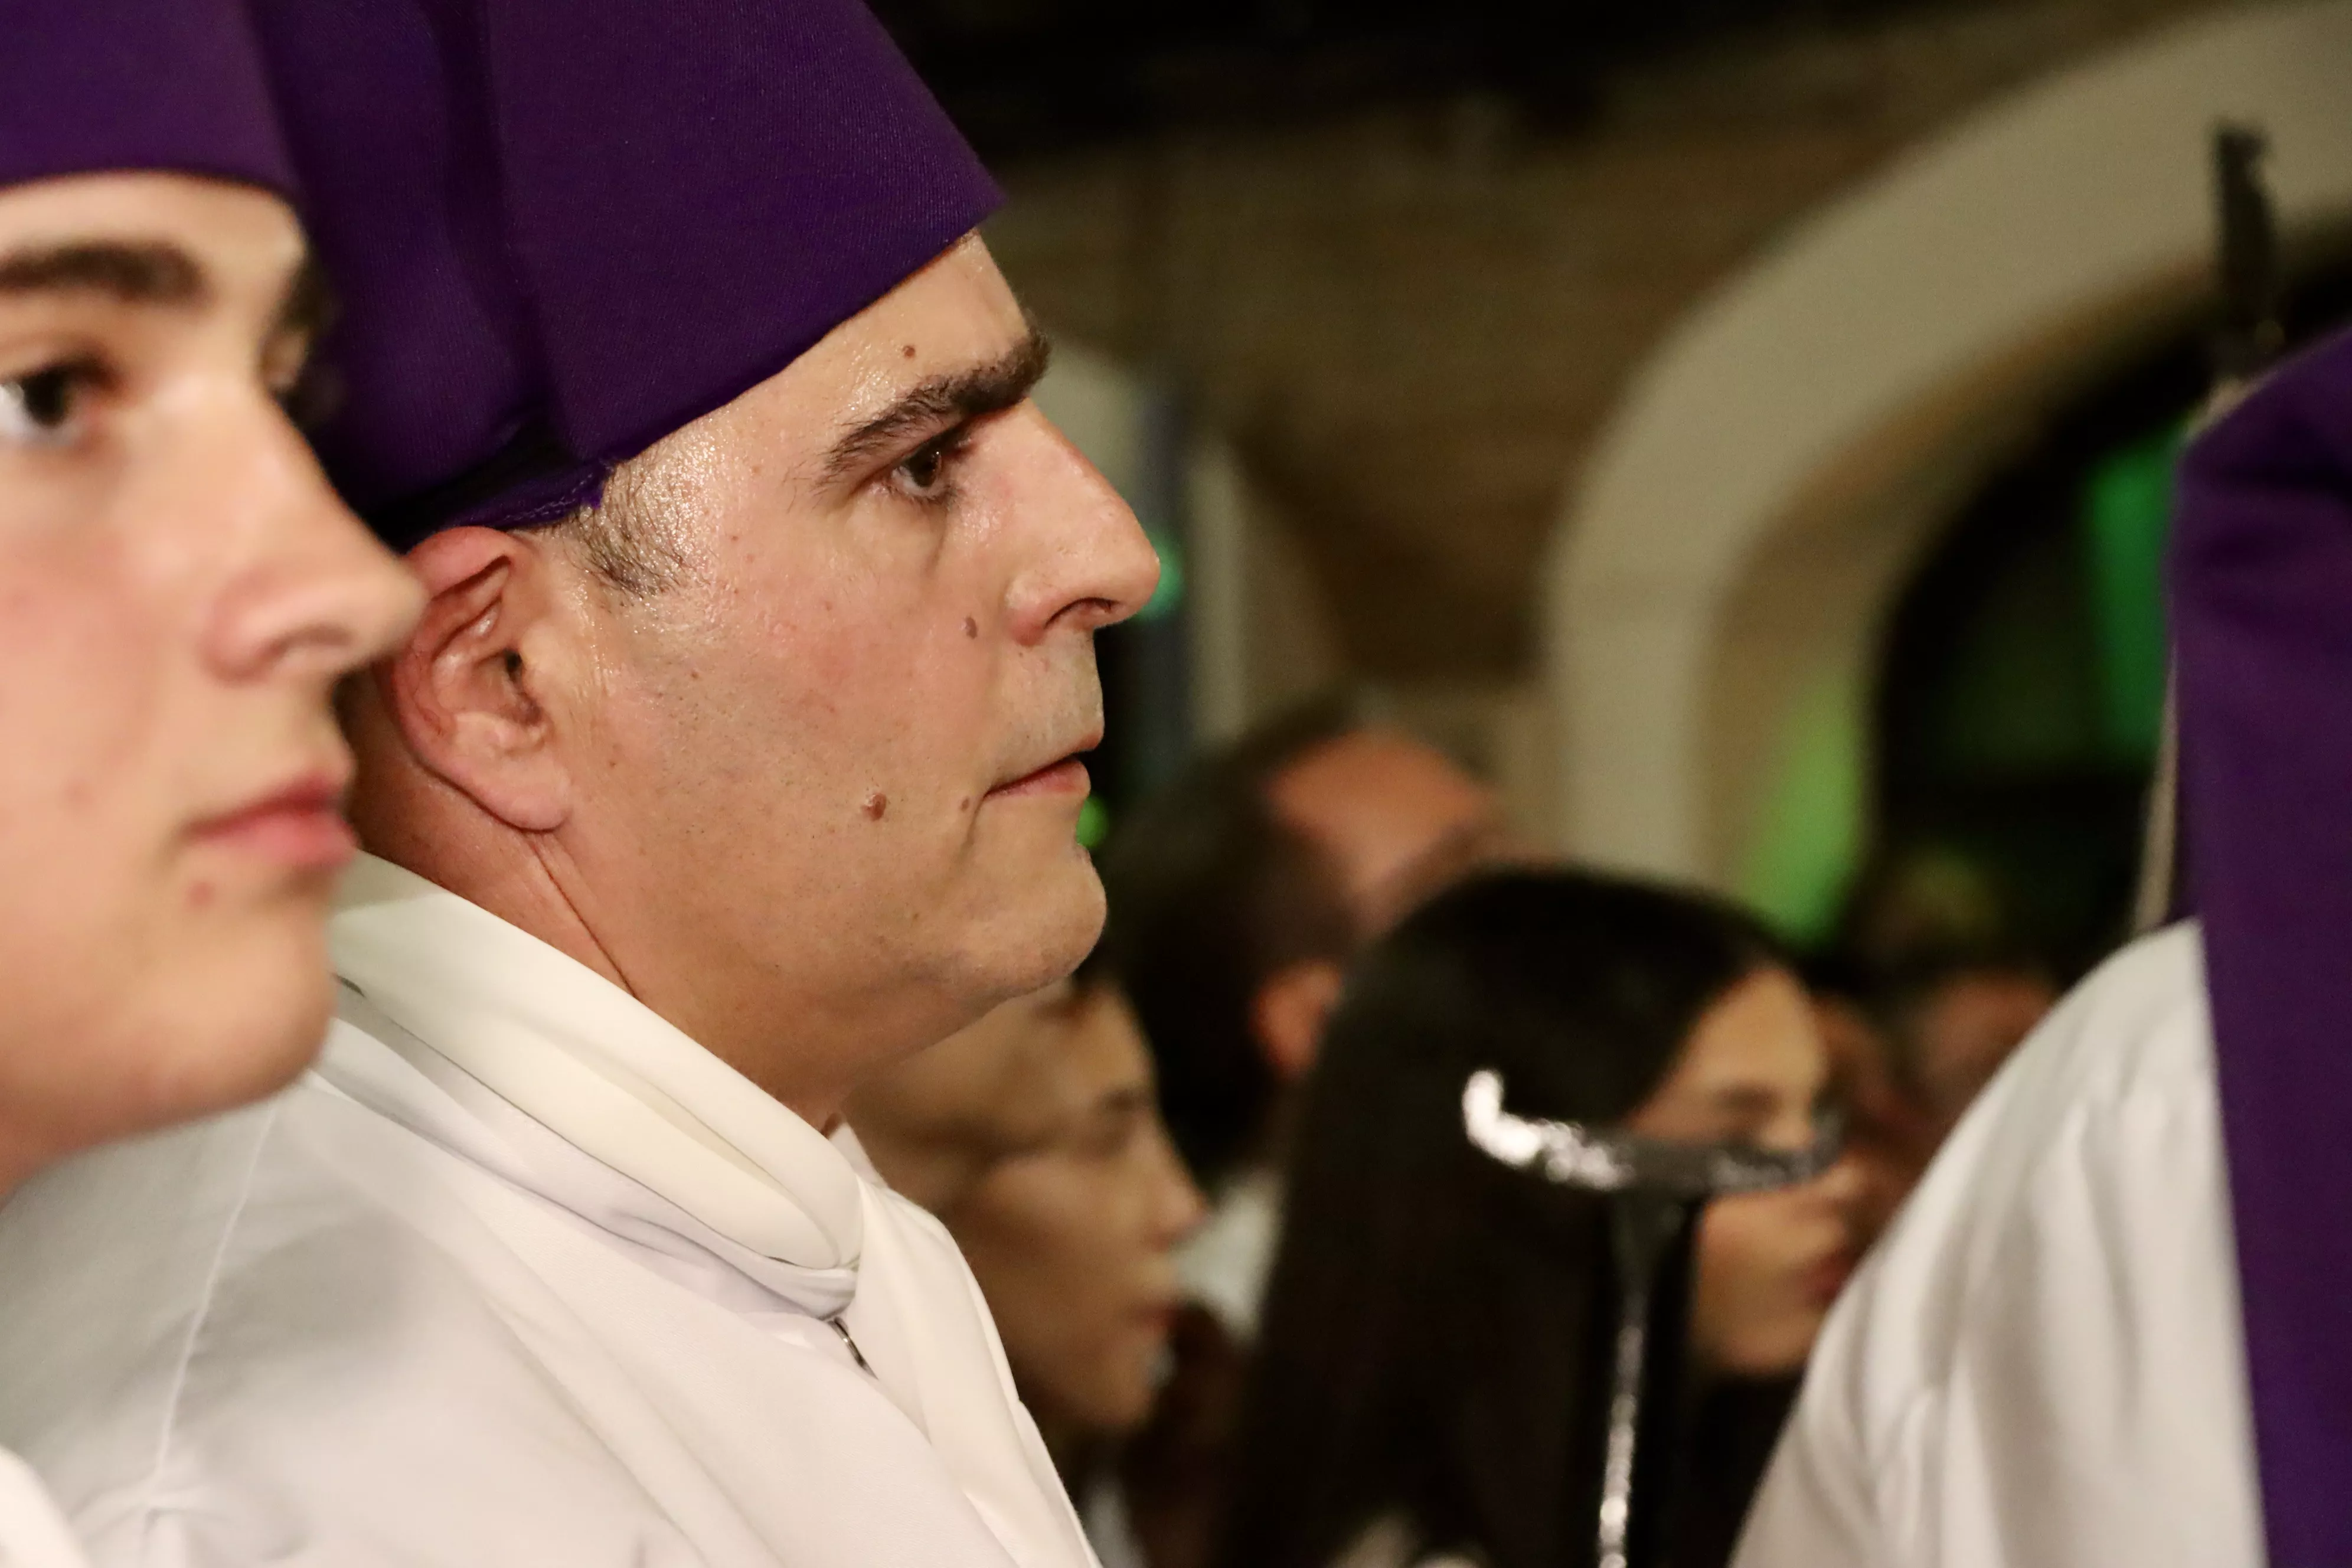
top-left (1977, 922), bottom-right (2211, 1123)
top-left (1736, 923), bottom-right (2263, 1568)
top-left (1877, 923), bottom-right (2213, 1318)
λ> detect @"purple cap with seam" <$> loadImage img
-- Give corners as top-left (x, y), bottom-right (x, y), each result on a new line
top-left (2173, 323), bottom-right (2352, 1566)
top-left (247, 0), bottom-right (1002, 548)
top-left (0, 0), bottom-right (295, 198)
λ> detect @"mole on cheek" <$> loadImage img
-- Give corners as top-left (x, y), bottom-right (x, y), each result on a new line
top-left (862, 791), bottom-right (889, 821)
top-left (962, 616), bottom-right (978, 639)
top-left (901, 344), bottom-right (917, 359)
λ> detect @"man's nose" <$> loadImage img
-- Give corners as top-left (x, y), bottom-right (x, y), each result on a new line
top-left (1005, 408), bottom-right (1162, 644)
top-left (200, 406), bottom-right (423, 686)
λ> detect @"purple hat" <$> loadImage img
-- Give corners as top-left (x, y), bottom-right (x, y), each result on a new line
top-left (0, 0), bottom-right (295, 198)
top-left (2172, 324), bottom-right (2352, 1565)
top-left (247, 0), bottom-right (1002, 547)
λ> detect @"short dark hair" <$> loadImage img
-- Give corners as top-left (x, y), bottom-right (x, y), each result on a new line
top-left (1099, 697), bottom-right (1365, 1187)
top-left (532, 452), bottom-right (691, 599)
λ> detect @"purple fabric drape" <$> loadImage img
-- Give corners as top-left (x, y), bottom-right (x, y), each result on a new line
top-left (2173, 324), bottom-right (2352, 1565)
top-left (0, 0), bottom-right (293, 198)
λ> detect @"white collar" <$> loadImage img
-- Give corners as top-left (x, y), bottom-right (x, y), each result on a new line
top-left (329, 854), bottom-right (863, 1273)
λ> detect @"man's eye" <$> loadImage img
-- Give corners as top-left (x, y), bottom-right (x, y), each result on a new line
top-left (0, 359), bottom-right (106, 447)
top-left (893, 429), bottom-right (969, 501)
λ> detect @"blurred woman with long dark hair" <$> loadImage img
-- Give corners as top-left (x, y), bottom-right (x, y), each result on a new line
top-left (1217, 870), bottom-right (1868, 1568)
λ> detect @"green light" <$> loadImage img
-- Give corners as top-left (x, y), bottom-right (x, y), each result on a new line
top-left (1136, 528), bottom-right (1186, 624)
top-left (1737, 668), bottom-right (1866, 946)
top-left (2081, 425), bottom-right (2182, 761)
top-left (1077, 796), bottom-right (1110, 850)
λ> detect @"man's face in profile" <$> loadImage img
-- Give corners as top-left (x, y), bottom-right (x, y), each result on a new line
top-left (541, 235), bottom-right (1159, 1058)
top-left (0, 172), bottom-right (419, 1172)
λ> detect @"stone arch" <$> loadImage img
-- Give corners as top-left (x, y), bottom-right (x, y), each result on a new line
top-left (1543, 0), bottom-right (2352, 917)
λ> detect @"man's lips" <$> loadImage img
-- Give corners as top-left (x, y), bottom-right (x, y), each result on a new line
top-left (988, 730), bottom-right (1103, 799)
top-left (189, 768), bottom-right (358, 872)
top-left (988, 756), bottom-right (1090, 799)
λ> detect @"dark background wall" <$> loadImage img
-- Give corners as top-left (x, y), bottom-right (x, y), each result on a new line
top-left (883, 0), bottom-right (2253, 683)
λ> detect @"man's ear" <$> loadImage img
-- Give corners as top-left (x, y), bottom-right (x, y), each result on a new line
top-left (1252, 959), bottom-right (1346, 1084)
top-left (375, 526), bottom-right (576, 834)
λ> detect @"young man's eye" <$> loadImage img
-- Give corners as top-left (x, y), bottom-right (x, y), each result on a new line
top-left (0, 358), bottom-right (108, 447)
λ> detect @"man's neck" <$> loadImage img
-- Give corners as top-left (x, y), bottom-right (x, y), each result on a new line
top-left (360, 820), bottom-right (632, 991)
top-left (354, 832), bottom-right (973, 1132)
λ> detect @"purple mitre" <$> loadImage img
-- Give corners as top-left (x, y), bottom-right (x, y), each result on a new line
top-left (2171, 323), bottom-right (2352, 1568)
top-left (0, 0), bottom-right (295, 197)
top-left (247, 0), bottom-right (1004, 547)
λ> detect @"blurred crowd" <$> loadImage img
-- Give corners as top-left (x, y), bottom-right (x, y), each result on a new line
top-left (847, 697), bottom-right (2064, 1568)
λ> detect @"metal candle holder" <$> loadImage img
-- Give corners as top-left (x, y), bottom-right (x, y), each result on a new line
top-left (1462, 1070), bottom-right (1843, 1568)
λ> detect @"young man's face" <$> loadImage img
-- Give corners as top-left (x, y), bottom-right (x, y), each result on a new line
top-left (550, 236), bottom-right (1158, 1070)
top-left (0, 173), bottom-right (420, 1182)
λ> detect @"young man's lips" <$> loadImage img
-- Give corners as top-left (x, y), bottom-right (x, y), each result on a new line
top-left (191, 773), bottom-right (359, 872)
top-left (988, 756), bottom-right (1091, 799)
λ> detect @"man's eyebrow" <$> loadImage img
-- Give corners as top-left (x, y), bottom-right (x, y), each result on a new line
top-left (822, 326), bottom-right (1053, 485)
top-left (0, 240), bottom-right (208, 307)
